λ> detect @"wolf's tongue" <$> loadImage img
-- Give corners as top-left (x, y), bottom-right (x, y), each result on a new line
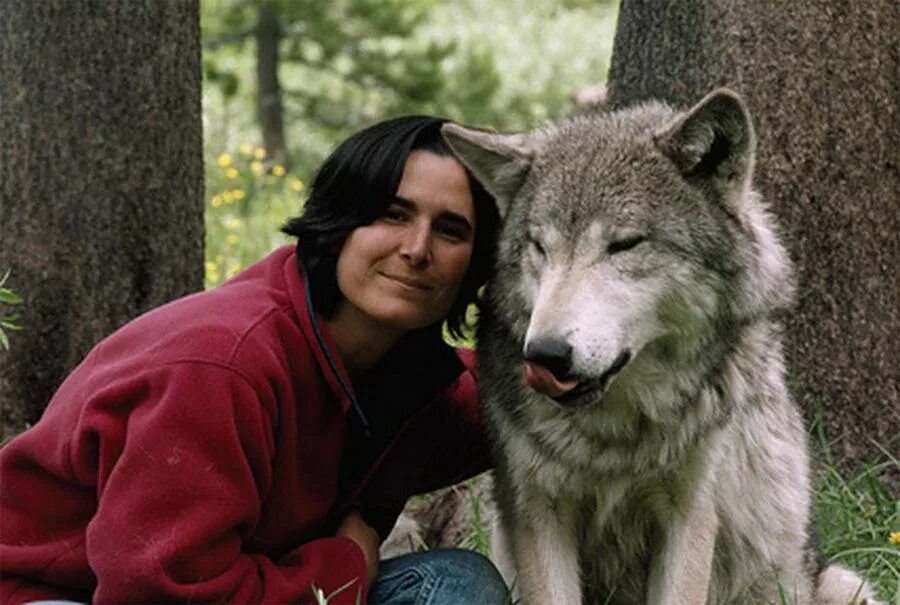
top-left (522, 361), bottom-right (580, 397)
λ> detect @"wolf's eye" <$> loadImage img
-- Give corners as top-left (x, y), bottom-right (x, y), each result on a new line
top-left (529, 237), bottom-right (546, 258)
top-left (607, 235), bottom-right (645, 255)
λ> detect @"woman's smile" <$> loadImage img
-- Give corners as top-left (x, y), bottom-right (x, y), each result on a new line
top-left (378, 271), bottom-right (434, 292)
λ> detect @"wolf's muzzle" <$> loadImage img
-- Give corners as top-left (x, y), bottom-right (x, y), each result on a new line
top-left (553, 350), bottom-right (631, 406)
top-left (521, 338), bottom-right (632, 407)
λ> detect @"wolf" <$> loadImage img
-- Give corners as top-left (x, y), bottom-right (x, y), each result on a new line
top-left (441, 89), bottom-right (883, 604)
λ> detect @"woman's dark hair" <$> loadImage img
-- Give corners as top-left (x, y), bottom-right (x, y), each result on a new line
top-left (282, 115), bottom-right (499, 339)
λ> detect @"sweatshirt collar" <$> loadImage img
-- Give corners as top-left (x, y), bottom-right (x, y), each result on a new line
top-left (302, 274), bottom-right (372, 436)
top-left (282, 247), bottom-right (371, 436)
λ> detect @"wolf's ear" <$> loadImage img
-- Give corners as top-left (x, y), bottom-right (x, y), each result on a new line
top-left (655, 88), bottom-right (755, 189)
top-left (441, 124), bottom-right (535, 218)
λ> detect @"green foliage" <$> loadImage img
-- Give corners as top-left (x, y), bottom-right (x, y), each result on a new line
top-left (203, 0), bottom-right (462, 136)
top-left (419, 0), bottom-right (619, 129)
top-left (0, 270), bottom-right (23, 351)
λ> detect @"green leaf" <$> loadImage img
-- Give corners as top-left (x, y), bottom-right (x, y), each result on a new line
top-left (0, 329), bottom-right (9, 351)
top-left (0, 288), bottom-right (23, 304)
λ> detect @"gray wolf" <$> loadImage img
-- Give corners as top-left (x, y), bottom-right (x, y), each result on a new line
top-left (442, 89), bottom-right (883, 604)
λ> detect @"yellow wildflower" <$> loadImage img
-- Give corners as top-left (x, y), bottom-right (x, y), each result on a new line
top-left (222, 216), bottom-right (243, 230)
top-left (890, 531), bottom-right (900, 546)
top-left (210, 195), bottom-right (223, 208)
top-left (254, 147), bottom-right (266, 160)
top-left (225, 167), bottom-right (239, 180)
top-left (217, 153), bottom-right (232, 168)
top-left (272, 164), bottom-right (286, 177)
top-left (226, 261), bottom-right (242, 279)
top-left (251, 161), bottom-right (264, 176)
top-left (290, 179), bottom-right (304, 191)
top-left (232, 189), bottom-right (246, 200)
top-left (239, 143), bottom-right (253, 156)
top-left (205, 261), bottom-right (220, 283)
top-left (222, 190), bottom-right (234, 204)
top-left (226, 234), bottom-right (240, 247)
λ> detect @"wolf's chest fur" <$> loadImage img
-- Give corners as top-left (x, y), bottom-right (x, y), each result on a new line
top-left (493, 385), bottom-right (769, 603)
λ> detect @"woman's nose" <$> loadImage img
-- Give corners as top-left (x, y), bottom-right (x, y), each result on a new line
top-left (399, 223), bottom-right (431, 265)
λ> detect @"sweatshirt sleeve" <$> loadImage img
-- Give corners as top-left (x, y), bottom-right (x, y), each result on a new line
top-left (78, 361), bottom-right (369, 605)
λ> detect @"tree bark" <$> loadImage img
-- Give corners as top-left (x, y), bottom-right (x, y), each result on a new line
top-left (0, 1), bottom-right (204, 438)
top-left (607, 1), bottom-right (899, 478)
top-left (256, 1), bottom-right (290, 168)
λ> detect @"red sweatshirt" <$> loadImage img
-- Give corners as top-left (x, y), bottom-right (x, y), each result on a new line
top-left (0, 245), bottom-right (490, 605)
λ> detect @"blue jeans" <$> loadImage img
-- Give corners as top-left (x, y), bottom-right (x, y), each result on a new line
top-left (369, 548), bottom-right (508, 605)
top-left (28, 549), bottom-right (508, 605)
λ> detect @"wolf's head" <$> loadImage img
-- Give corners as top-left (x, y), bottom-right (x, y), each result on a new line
top-left (443, 89), bottom-right (794, 410)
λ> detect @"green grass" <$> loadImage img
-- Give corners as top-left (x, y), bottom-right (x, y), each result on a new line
top-left (812, 432), bottom-right (900, 603)
top-left (459, 478), bottom-right (492, 555)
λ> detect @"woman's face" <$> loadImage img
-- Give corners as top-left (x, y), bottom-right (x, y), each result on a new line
top-left (334, 150), bottom-right (476, 337)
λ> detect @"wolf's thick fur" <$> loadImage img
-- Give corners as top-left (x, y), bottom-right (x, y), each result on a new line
top-left (442, 90), bottom-right (882, 604)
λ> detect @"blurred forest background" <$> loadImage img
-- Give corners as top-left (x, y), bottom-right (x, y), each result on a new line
top-left (200, 0), bottom-right (618, 288)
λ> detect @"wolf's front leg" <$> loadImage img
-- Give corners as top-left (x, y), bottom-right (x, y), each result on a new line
top-left (505, 504), bottom-right (582, 605)
top-left (646, 496), bottom-right (718, 605)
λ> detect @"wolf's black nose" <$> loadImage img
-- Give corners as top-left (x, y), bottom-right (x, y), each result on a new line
top-left (523, 338), bottom-right (573, 380)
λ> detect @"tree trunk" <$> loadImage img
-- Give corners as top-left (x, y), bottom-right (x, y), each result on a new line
top-left (607, 1), bottom-right (899, 479)
top-left (256, 1), bottom-right (290, 168)
top-left (0, 1), bottom-right (205, 439)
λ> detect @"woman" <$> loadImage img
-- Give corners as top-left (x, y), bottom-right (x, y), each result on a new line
top-left (0, 117), bottom-right (506, 605)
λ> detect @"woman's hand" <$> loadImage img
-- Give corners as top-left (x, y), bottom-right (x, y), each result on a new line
top-left (336, 510), bottom-right (380, 587)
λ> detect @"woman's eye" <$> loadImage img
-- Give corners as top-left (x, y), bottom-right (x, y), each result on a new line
top-left (607, 235), bottom-right (646, 255)
top-left (437, 225), bottom-right (466, 240)
top-left (382, 207), bottom-right (408, 222)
